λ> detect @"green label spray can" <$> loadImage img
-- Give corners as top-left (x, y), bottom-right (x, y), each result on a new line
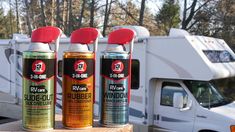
top-left (22, 26), bottom-right (61, 131)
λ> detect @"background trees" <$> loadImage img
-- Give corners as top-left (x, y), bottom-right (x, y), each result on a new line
top-left (0, 0), bottom-right (232, 39)
top-left (155, 0), bottom-right (180, 34)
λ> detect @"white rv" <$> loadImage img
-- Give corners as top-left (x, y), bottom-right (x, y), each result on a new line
top-left (0, 26), bottom-right (235, 132)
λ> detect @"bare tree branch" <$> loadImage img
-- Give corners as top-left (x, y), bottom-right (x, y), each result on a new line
top-left (186, 19), bottom-right (200, 30)
top-left (182, 0), bottom-right (212, 30)
top-left (118, 2), bottom-right (138, 23)
top-left (194, 0), bottom-right (212, 13)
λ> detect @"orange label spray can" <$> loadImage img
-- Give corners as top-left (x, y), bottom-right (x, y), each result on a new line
top-left (62, 28), bottom-right (98, 128)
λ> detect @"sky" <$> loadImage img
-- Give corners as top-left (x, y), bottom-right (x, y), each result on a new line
top-left (1, 1), bottom-right (10, 15)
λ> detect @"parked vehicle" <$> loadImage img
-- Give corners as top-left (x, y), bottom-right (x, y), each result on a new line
top-left (0, 26), bottom-right (235, 132)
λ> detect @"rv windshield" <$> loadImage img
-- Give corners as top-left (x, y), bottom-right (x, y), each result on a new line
top-left (184, 80), bottom-right (232, 108)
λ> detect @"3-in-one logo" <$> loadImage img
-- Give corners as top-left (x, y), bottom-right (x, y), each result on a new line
top-left (74, 60), bottom-right (87, 73)
top-left (32, 60), bottom-right (46, 74)
top-left (111, 60), bottom-right (124, 73)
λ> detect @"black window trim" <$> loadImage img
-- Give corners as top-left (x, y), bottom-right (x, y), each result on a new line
top-left (131, 59), bottom-right (140, 90)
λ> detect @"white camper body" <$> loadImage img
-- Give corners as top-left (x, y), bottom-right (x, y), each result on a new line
top-left (0, 27), bottom-right (235, 131)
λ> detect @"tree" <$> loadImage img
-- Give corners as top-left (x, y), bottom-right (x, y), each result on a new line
top-left (89, 0), bottom-right (98, 27)
top-left (0, 7), bottom-right (17, 38)
top-left (189, 0), bottom-right (235, 45)
top-left (56, 0), bottom-right (61, 27)
top-left (78, 0), bottom-right (86, 28)
top-left (102, 0), bottom-right (113, 36)
top-left (5, 10), bottom-right (17, 38)
top-left (187, 0), bottom-right (220, 36)
top-left (189, 10), bottom-right (211, 35)
top-left (15, 0), bottom-right (19, 32)
top-left (62, 0), bottom-right (67, 31)
top-left (0, 7), bottom-right (6, 38)
top-left (139, 0), bottom-right (146, 26)
top-left (29, 0), bottom-right (38, 29)
top-left (143, 7), bottom-right (160, 35)
top-left (24, 0), bottom-right (32, 35)
top-left (104, 0), bottom-right (159, 35)
top-left (40, 0), bottom-right (46, 26)
top-left (215, 0), bottom-right (235, 46)
top-left (67, 0), bottom-right (72, 34)
top-left (155, 0), bottom-right (180, 34)
top-left (117, 1), bottom-right (139, 24)
top-left (181, 0), bottom-right (212, 30)
top-left (51, 0), bottom-right (55, 26)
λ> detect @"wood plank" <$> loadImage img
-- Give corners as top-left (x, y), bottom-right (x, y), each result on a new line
top-left (0, 114), bottom-right (133, 132)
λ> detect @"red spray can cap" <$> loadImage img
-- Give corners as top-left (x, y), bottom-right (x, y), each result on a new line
top-left (31, 26), bottom-right (61, 43)
top-left (31, 26), bottom-right (62, 52)
top-left (108, 28), bottom-right (135, 53)
top-left (71, 27), bottom-right (99, 44)
top-left (70, 27), bottom-right (99, 52)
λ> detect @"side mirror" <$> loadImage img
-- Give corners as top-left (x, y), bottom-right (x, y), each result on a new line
top-left (173, 92), bottom-right (184, 109)
top-left (180, 98), bottom-right (193, 111)
top-left (186, 98), bottom-right (193, 108)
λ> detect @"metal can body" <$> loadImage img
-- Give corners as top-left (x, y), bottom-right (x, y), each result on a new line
top-left (100, 52), bottom-right (130, 127)
top-left (62, 52), bottom-right (94, 128)
top-left (22, 51), bottom-right (56, 131)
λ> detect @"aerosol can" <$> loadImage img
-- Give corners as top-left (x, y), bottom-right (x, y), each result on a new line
top-left (100, 28), bottom-right (135, 127)
top-left (62, 28), bottom-right (98, 128)
top-left (22, 26), bottom-right (61, 131)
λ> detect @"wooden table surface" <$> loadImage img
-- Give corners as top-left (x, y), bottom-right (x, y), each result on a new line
top-left (0, 114), bottom-right (133, 132)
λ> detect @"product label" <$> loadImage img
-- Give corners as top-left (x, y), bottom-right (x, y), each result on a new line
top-left (101, 59), bottom-right (129, 81)
top-left (63, 58), bottom-right (94, 80)
top-left (100, 59), bottom-right (129, 125)
top-left (104, 84), bottom-right (128, 102)
top-left (22, 58), bottom-right (55, 130)
top-left (101, 82), bottom-right (129, 124)
top-left (23, 59), bottom-right (55, 82)
top-left (63, 58), bottom-right (94, 127)
top-left (24, 91), bottom-right (53, 106)
top-left (72, 84), bottom-right (88, 92)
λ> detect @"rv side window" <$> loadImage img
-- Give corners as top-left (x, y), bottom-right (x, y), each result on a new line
top-left (160, 82), bottom-right (187, 107)
top-left (203, 50), bottom-right (235, 63)
top-left (131, 59), bottom-right (140, 89)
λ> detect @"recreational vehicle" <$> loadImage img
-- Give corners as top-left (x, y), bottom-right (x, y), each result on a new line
top-left (0, 26), bottom-right (235, 132)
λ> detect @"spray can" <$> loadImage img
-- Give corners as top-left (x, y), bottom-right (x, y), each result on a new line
top-left (62, 28), bottom-right (98, 129)
top-left (100, 28), bottom-right (135, 127)
top-left (22, 26), bottom-right (61, 131)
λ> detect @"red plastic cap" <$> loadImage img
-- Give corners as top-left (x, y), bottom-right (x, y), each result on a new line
top-left (31, 26), bottom-right (61, 43)
top-left (70, 27), bottom-right (99, 44)
top-left (108, 28), bottom-right (135, 45)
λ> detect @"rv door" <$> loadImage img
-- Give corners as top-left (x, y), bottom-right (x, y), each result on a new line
top-left (154, 80), bottom-right (195, 132)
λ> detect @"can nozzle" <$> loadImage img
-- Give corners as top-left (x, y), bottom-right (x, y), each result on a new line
top-left (31, 26), bottom-right (62, 52)
top-left (70, 27), bottom-right (99, 52)
top-left (108, 28), bottom-right (135, 53)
